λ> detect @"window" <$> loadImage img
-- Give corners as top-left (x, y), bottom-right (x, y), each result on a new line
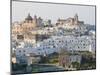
top-left (72, 40), bottom-right (73, 42)
top-left (84, 47), bottom-right (86, 48)
top-left (52, 40), bottom-right (54, 42)
top-left (59, 41), bottom-right (61, 43)
top-left (23, 54), bottom-right (25, 56)
top-left (78, 46), bottom-right (80, 48)
top-left (23, 50), bottom-right (25, 52)
top-left (19, 50), bottom-right (21, 52)
top-left (53, 45), bottom-right (56, 48)
top-left (38, 52), bottom-right (41, 55)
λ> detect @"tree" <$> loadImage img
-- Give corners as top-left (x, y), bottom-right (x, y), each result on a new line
top-left (58, 48), bottom-right (70, 67)
top-left (71, 62), bottom-right (80, 69)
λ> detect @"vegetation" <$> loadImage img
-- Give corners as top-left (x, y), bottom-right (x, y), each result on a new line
top-left (32, 69), bottom-right (39, 73)
top-left (12, 50), bottom-right (96, 73)
top-left (80, 54), bottom-right (96, 70)
top-left (12, 63), bottom-right (27, 71)
top-left (71, 62), bottom-right (80, 69)
top-left (48, 58), bottom-right (58, 64)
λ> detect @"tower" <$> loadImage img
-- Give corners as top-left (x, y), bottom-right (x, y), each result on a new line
top-left (34, 14), bottom-right (37, 22)
top-left (25, 13), bottom-right (33, 22)
top-left (74, 13), bottom-right (78, 25)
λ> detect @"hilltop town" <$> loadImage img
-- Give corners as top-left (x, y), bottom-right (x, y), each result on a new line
top-left (11, 13), bottom-right (96, 74)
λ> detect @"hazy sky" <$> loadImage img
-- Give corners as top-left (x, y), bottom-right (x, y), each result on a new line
top-left (12, 1), bottom-right (95, 25)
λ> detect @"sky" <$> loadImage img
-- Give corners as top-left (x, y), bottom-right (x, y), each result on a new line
top-left (12, 1), bottom-right (96, 25)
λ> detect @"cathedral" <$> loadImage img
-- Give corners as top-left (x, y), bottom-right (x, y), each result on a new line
top-left (56, 14), bottom-right (84, 26)
top-left (12, 13), bottom-right (38, 44)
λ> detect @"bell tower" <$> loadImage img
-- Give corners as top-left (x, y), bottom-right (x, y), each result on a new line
top-left (74, 13), bottom-right (78, 25)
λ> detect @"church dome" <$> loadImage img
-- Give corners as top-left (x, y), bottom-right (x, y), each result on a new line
top-left (25, 13), bottom-right (33, 21)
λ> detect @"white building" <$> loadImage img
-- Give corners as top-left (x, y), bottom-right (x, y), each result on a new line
top-left (15, 35), bottom-right (95, 64)
top-left (35, 36), bottom-right (91, 54)
top-left (15, 35), bottom-right (95, 57)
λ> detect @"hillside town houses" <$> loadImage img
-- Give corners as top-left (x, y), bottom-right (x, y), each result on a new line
top-left (11, 13), bottom-right (96, 65)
